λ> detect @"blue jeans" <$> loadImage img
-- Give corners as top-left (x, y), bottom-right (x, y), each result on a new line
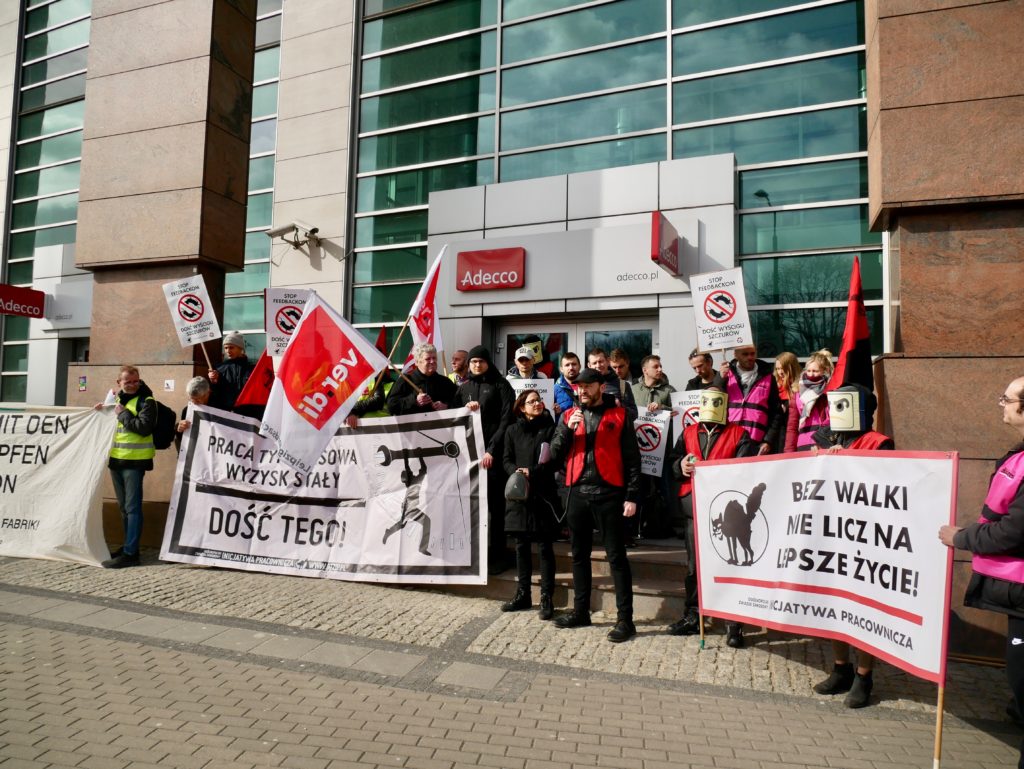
top-left (110, 467), bottom-right (145, 556)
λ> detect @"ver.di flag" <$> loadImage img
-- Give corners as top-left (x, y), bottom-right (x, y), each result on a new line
top-left (403, 245), bottom-right (447, 371)
top-left (259, 292), bottom-right (390, 473)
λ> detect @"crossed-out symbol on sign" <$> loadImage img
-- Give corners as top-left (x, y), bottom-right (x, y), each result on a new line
top-left (683, 405), bottom-right (700, 427)
top-left (177, 294), bottom-right (204, 322)
top-left (703, 290), bottom-right (736, 324)
top-left (275, 305), bottom-right (304, 335)
top-left (635, 423), bottom-right (662, 453)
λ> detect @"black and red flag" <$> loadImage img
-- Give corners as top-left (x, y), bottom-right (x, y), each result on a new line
top-left (825, 256), bottom-right (873, 393)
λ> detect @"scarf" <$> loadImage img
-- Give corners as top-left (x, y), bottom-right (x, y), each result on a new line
top-left (797, 372), bottom-right (829, 426)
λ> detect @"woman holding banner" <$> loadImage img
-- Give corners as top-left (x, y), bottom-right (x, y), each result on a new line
top-left (940, 375), bottom-right (1024, 769)
top-left (501, 389), bottom-right (559, 620)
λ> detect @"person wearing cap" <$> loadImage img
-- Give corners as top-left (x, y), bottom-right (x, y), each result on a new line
top-left (665, 386), bottom-right (757, 643)
top-left (810, 383), bottom-right (893, 708)
top-left (209, 331), bottom-right (260, 418)
top-left (454, 345), bottom-right (516, 575)
top-left (549, 367), bottom-right (642, 643)
top-left (508, 345), bottom-right (548, 380)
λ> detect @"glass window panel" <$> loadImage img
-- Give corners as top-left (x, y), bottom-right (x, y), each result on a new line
top-left (255, 14), bottom-right (282, 47)
top-left (254, 46), bottom-right (280, 82)
top-left (740, 159), bottom-right (867, 208)
top-left (15, 130), bottom-right (82, 169)
top-left (357, 160), bottom-right (494, 212)
top-left (582, 330), bottom-right (651, 380)
top-left (502, 40), bottom-right (663, 108)
top-left (354, 210), bottom-right (428, 248)
top-left (742, 251), bottom-right (882, 304)
top-left (6, 261), bottom-right (34, 284)
top-left (248, 155), bottom-right (275, 191)
top-left (252, 82), bottom-right (278, 118)
top-left (366, 0), bottom-right (437, 16)
top-left (503, 0), bottom-right (665, 64)
top-left (23, 18), bottom-right (90, 61)
top-left (364, 0), bottom-right (497, 54)
top-left (226, 262), bottom-right (271, 294)
top-left (750, 305), bottom-right (882, 358)
top-left (674, 53), bottom-right (864, 124)
top-left (1, 375), bottom-right (28, 402)
top-left (500, 133), bottom-right (666, 182)
top-left (12, 192), bottom-right (78, 228)
top-left (257, 0), bottom-right (283, 15)
top-left (14, 161), bottom-right (80, 199)
top-left (674, 2), bottom-right (862, 76)
top-left (19, 73), bottom-right (86, 111)
top-left (17, 100), bottom-right (84, 140)
top-left (501, 87), bottom-right (665, 151)
top-left (740, 204), bottom-right (880, 255)
top-left (245, 231), bottom-right (271, 262)
top-left (3, 317), bottom-right (30, 343)
top-left (26, 0), bottom-right (90, 34)
top-left (223, 296), bottom-right (265, 332)
top-left (352, 283), bottom-right (422, 324)
top-left (9, 224), bottom-right (75, 260)
top-left (2, 344), bottom-right (29, 373)
top-left (250, 119), bottom-right (277, 154)
top-left (21, 47), bottom-right (88, 87)
top-left (246, 192), bottom-right (273, 229)
top-left (673, 0), bottom-right (807, 27)
top-left (360, 74), bottom-right (495, 132)
top-left (504, 0), bottom-right (593, 22)
top-left (673, 105), bottom-right (865, 165)
top-left (358, 116), bottom-right (494, 172)
top-left (353, 247), bottom-right (427, 283)
top-left (362, 32), bottom-right (496, 92)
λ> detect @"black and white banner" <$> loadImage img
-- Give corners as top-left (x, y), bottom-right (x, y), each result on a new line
top-left (693, 451), bottom-right (956, 684)
top-left (161, 405), bottom-right (488, 583)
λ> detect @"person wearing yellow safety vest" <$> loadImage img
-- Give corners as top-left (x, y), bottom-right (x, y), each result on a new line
top-left (94, 365), bottom-right (157, 568)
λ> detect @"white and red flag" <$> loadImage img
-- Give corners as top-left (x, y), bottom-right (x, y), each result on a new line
top-left (259, 292), bottom-right (390, 473)
top-left (402, 245), bottom-right (447, 371)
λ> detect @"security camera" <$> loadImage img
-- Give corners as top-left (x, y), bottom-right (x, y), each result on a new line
top-left (293, 220), bottom-right (319, 237)
top-left (265, 222), bottom-right (297, 239)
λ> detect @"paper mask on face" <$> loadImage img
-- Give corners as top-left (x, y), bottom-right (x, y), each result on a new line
top-left (827, 388), bottom-right (865, 432)
top-left (699, 389), bottom-right (728, 425)
top-left (526, 340), bottom-right (542, 361)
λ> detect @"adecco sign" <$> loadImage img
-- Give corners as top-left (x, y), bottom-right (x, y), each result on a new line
top-left (456, 247), bottom-right (525, 291)
top-left (0, 284), bottom-right (45, 318)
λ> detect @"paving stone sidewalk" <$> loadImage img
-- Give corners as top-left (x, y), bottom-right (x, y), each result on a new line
top-left (0, 553), bottom-right (1019, 768)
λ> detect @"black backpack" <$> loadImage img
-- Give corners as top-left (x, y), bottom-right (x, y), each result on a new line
top-left (152, 401), bottom-right (177, 450)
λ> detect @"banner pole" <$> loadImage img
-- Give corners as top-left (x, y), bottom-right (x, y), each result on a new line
top-left (367, 317), bottom-right (414, 398)
top-left (441, 349), bottom-right (449, 377)
top-left (933, 685), bottom-right (945, 769)
top-left (698, 610), bottom-right (705, 650)
top-left (199, 341), bottom-right (214, 371)
top-left (399, 372), bottom-right (423, 394)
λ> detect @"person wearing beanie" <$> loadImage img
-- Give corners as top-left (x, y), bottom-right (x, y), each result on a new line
top-left (209, 331), bottom-right (261, 419)
top-left (455, 345), bottom-right (516, 575)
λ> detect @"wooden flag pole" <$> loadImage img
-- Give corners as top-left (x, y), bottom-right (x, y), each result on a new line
top-left (932, 685), bottom-right (945, 768)
top-left (399, 371), bottom-right (423, 394)
top-left (367, 317), bottom-right (414, 398)
top-left (199, 341), bottom-right (214, 371)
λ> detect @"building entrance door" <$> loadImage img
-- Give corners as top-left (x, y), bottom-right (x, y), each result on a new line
top-left (496, 319), bottom-right (657, 380)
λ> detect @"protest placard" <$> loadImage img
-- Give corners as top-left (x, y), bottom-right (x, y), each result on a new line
top-left (162, 275), bottom-right (221, 348)
top-left (506, 378), bottom-right (554, 411)
top-left (692, 451), bottom-right (956, 683)
top-left (690, 268), bottom-right (752, 352)
top-left (265, 287), bottom-right (311, 357)
top-left (670, 390), bottom-right (701, 439)
top-left (162, 405), bottom-right (488, 584)
top-left (0, 406), bottom-right (113, 565)
top-left (634, 409), bottom-right (672, 477)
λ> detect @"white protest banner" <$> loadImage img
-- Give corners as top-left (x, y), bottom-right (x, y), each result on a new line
top-left (634, 409), bottom-right (672, 477)
top-left (692, 451), bottom-right (956, 684)
top-left (670, 390), bottom-right (701, 439)
top-left (162, 275), bottom-right (222, 347)
top-left (506, 377), bottom-right (554, 411)
top-left (162, 405), bottom-right (488, 584)
top-left (260, 292), bottom-right (390, 475)
top-left (0, 406), bottom-right (114, 566)
top-left (690, 268), bottom-right (752, 352)
top-left (265, 288), bottom-right (311, 357)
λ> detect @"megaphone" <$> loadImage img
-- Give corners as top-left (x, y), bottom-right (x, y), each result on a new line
top-left (377, 442), bottom-right (460, 467)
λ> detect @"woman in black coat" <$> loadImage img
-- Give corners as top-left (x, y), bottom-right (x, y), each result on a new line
top-left (501, 390), bottom-right (560, 620)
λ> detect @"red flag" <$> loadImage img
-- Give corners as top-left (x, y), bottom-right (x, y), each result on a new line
top-left (403, 245), bottom-right (447, 371)
top-left (826, 256), bottom-right (873, 393)
top-left (234, 349), bottom-right (274, 407)
top-left (374, 325), bottom-right (388, 355)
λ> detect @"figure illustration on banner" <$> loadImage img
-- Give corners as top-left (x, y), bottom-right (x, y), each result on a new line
top-left (382, 454), bottom-right (432, 556)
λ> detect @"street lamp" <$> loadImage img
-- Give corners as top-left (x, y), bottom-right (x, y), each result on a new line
top-left (753, 189), bottom-right (778, 252)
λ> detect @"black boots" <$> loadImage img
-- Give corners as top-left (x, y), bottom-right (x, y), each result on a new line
top-left (554, 611), bottom-right (591, 629)
top-left (813, 662), bottom-right (855, 695)
top-left (607, 618), bottom-right (636, 643)
top-left (538, 594), bottom-right (554, 621)
top-left (844, 672), bottom-right (873, 708)
top-left (501, 587), bottom-right (531, 612)
top-left (666, 611), bottom-right (700, 636)
top-left (725, 623), bottom-right (745, 648)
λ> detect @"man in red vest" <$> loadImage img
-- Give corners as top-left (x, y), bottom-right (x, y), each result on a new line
top-left (549, 368), bottom-right (642, 643)
top-left (810, 383), bottom-right (893, 708)
top-left (665, 387), bottom-right (757, 643)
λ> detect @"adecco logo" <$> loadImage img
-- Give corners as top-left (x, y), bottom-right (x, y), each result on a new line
top-left (456, 248), bottom-right (526, 292)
